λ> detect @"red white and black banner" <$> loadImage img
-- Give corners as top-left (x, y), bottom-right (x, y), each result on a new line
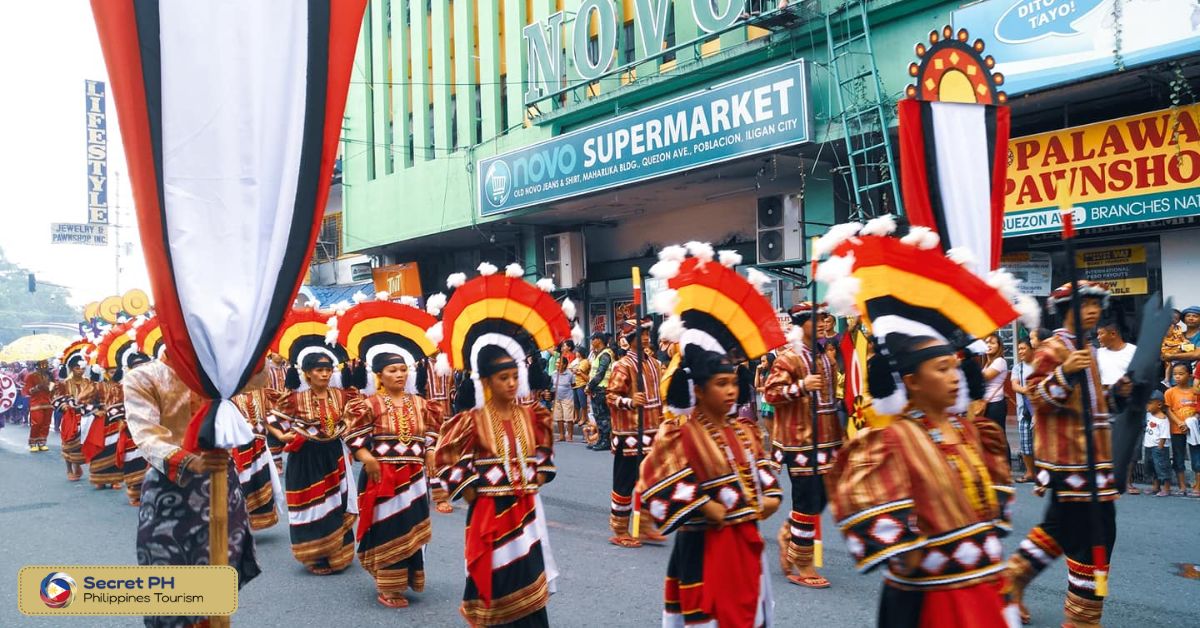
top-left (91, 0), bottom-right (367, 449)
top-left (898, 99), bottom-right (1010, 273)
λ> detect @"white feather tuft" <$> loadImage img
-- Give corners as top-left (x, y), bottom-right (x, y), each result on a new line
top-left (786, 326), bottom-right (805, 354)
top-left (91, 365), bottom-right (103, 375)
top-left (477, 261), bottom-right (498, 276)
top-left (324, 330), bottom-right (339, 345)
top-left (658, 316), bottom-right (685, 343)
top-left (334, 301), bottom-right (352, 316)
top-left (986, 269), bottom-right (1021, 299)
top-left (117, 315), bottom-right (128, 324)
top-left (425, 292), bottom-right (447, 316)
top-left (717, 250), bottom-right (742, 268)
top-left (536, 277), bottom-right (556, 292)
top-left (649, 259), bottom-right (681, 280)
top-left (814, 222), bottom-right (864, 258)
top-left (131, 317), bottom-right (146, 329)
top-left (446, 272), bottom-right (467, 289)
top-left (872, 387), bottom-right (909, 416)
top-left (426, 322), bottom-right (444, 345)
top-left (658, 244), bottom-right (687, 263)
top-left (125, 330), bottom-right (138, 340)
top-left (745, 267), bottom-right (772, 294)
top-left (571, 324), bottom-right (585, 347)
top-left (685, 241), bottom-right (715, 264)
top-left (825, 277), bottom-right (862, 318)
top-left (946, 247), bottom-right (980, 272)
top-left (900, 226), bottom-right (941, 251)
top-left (326, 316), bottom-right (338, 329)
top-left (562, 298), bottom-right (577, 321)
top-left (399, 295), bottom-right (419, 307)
top-left (860, 214), bottom-right (898, 237)
top-left (650, 289), bottom-right (680, 316)
top-left (1015, 294), bottom-right (1042, 329)
top-left (505, 263), bottom-right (524, 278)
top-left (434, 352), bottom-right (452, 376)
top-left (815, 253), bottom-right (855, 284)
top-left (352, 291), bottom-right (370, 303)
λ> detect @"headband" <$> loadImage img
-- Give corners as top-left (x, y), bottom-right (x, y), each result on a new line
top-left (371, 353), bottom-right (407, 374)
top-left (479, 358), bottom-right (518, 378)
top-left (896, 343), bottom-right (957, 375)
top-left (301, 353), bottom-right (335, 371)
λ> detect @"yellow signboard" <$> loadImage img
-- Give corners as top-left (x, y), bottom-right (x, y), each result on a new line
top-left (1075, 244), bottom-right (1149, 296)
top-left (18, 565), bottom-right (237, 617)
top-left (1003, 103), bottom-right (1200, 237)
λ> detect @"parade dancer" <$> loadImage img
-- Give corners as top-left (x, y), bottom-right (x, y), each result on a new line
top-left (23, 360), bottom-right (53, 452)
top-left (605, 317), bottom-right (666, 548)
top-left (419, 353), bottom-right (457, 513)
top-left (333, 295), bottom-right (446, 607)
top-left (116, 352), bottom-right (152, 507)
top-left (52, 340), bottom-right (98, 482)
top-left (231, 377), bottom-right (284, 531)
top-left (1006, 281), bottom-right (1118, 628)
top-left (90, 322), bottom-right (141, 492)
top-left (272, 308), bottom-right (358, 575)
top-left (815, 218), bottom-right (1034, 627)
top-left (764, 302), bottom-right (842, 588)
top-left (123, 353), bottom-right (261, 628)
top-left (638, 243), bottom-right (786, 628)
top-left (431, 262), bottom-right (580, 627)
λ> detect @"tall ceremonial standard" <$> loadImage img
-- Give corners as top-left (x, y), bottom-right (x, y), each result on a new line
top-left (89, 1), bottom-right (369, 625)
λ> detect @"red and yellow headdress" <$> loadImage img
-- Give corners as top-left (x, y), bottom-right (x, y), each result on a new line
top-left (60, 338), bottom-right (97, 371)
top-left (271, 307), bottom-right (349, 369)
top-left (332, 298), bottom-right (438, 394)
top-left (429, 262), bottom-right (580, 407)
top-left (96, 320), bottom-right (138, 371)
top-left (134, 315), bottom-right (166, 360)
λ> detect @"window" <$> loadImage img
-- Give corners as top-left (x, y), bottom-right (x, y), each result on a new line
top-left (622, 22), bottom-right (636, 65)
top-left (315, 214), bottom-right (343, 262)
top-left (663, 7), bottom-right (676, 63)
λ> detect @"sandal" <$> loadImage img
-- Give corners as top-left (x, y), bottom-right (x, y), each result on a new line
top-left (435, 501), bottom-right (454, 514)
top-left (306, 566), bottom-right (333, 576)
top-left (1127, 487), bottom-right (1141, 495)
top-left (639, 530), bottom-right (669, 546)
top-left (609, 536), bottom-right (643, 549)
top-left (786, 574), bottom-right (831, 589)
top-left (376, 593), bottom-right (408, 608)
top-left (129, 499), bottom-right (141, 507)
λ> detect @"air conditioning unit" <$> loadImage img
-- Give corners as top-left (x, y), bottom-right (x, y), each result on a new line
top-left (756, 195), bottom-right (802, 263)
top-left (543, 232), bottom-right (586, 289)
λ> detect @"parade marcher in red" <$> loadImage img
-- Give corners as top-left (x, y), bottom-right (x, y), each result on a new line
top-left (23, 360), bottom-right (53, 452)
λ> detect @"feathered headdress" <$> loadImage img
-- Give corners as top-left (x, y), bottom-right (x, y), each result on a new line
top-left (134, 316), bottom-right (166, 360)
top-left (814, 216), bottom-right (1039, 415)
top-left (95, 320), bottom-right (139, 378)
top-left (1047, 280), bottom-right (1111, 314)
top-left (334, 300), bottom-right (438, 395)
top-left (271, 308), bottom-right (350, 390)
top-left (433, 262), bottom-right (578, 408)
top-left (649, 243), bottom-right (787, 415)
top-left (59, 338), bottom-right (96, 373)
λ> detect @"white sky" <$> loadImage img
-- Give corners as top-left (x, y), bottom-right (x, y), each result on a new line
top-left (0, 1), bottom-right (150, 308)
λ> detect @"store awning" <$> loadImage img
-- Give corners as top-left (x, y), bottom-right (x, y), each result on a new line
top-left (298, 282), bottom-right (373, 308)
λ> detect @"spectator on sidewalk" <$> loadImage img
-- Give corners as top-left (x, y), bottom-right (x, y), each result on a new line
top-left (1145, 391), bottom-right (1173, 496)
top-left (1163, 363), bottom-right (1196, 495)
top-left (1162, 306), bottom-right (1200, 384)
top-left (1097, 321), bottom-right (1137, 388)
top-left (1011, 337), bottom-right (1036, 482)
top-left (980, 333), bottom-right (1010, 462)
top-left (551, 358), bottom-right (576, 442)
top-left (1185, 411), bottom-right (1200, 498)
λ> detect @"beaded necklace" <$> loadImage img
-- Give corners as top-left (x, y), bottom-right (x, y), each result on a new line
top-left (910, 409), bottom-right (998, 520)
top-left (485, 400), bottom-right (530, 490)
top-left (380, 393), bottom-right (416, 440)
top-left (695, 410), bottom-right (762, 512)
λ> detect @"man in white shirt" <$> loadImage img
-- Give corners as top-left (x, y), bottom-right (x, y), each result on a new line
top-left (1096, 321), bottom-right (1137, 388)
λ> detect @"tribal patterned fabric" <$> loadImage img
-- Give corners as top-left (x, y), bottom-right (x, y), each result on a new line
top-left (764, 346), bottom-right (843, 476)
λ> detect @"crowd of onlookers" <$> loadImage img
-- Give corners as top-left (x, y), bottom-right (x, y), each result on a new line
top-left (0, 362), bottom-right (35, 428)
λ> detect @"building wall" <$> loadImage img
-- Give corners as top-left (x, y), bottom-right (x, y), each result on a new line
top-left (1160, 229), bottom-right (1200, 308)
top-left (341, 0), bottom-right (959, 254)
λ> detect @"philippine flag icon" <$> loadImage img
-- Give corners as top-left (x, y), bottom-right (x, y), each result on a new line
top-left (39, 572), bottom-right (76, 609)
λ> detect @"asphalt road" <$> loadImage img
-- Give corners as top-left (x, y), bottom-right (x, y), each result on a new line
top-left (1, 421), bottom-right (1197, 627)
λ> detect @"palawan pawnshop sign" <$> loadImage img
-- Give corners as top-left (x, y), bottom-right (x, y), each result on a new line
top-left (477, 60), bottom-right (810, 217)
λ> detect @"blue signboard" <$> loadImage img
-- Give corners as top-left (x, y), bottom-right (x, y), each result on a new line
top-left (478, 60), bottom-right (811, 216)
top-left (954, 0), bottom-right (1200, 96)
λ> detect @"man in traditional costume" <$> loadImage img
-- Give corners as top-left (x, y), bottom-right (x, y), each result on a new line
top-left (637, 243), bottom-right (785, 627)
top-left (432, 261), bottom-right (578, 627)
top-left (23, 360), bottom-right (53, 452)
top-left (124, 354), bottom-right (261, 628)
top-left (764, 302), bottom-right (842, 588)
top-left (815, 217), bottom-right (1032, 627)
top-left (605, 319), bottom-right (666, 548)
top-left (1006, 281), bottom-right (1118, 628)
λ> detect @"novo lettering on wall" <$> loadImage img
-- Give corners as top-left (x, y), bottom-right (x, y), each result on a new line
top-left (480, 60), bottom-right (811, 216)
top-left (1002, 103), bottom-right (1200, 237)
top-left (86, 80), bottom-right (108, 224)
top-left (524, 0), bottom-right (747, 103)
top-left (1075, 244), bottom-right (1148, 296)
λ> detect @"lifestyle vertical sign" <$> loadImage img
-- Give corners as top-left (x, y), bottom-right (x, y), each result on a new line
top-left (86, 79), bottom-right (109, 224)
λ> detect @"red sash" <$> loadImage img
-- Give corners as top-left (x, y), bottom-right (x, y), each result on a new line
top-left (356, 463), bottom-right (413, 541)
top-left (60, 409), bottom-right (81, 443)
top-left (465, 493), bottom-right (535, 607)
top-left (81, 413), bottom-right (107, 462)
top-left (115, 427), bottom-right (135, 470)
top-left (702, 521), bottom-right (764, 627)
top-left (282, 433), bottom-right (308, 453)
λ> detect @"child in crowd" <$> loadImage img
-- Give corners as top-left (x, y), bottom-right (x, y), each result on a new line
top-left (1145, 391), bottom-right (1173, 496)
top-left (1163, 363), bottom-right (1196, 495)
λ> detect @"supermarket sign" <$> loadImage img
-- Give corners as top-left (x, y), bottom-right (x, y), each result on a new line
top-left (1003, 103), bottom-right (1200, 237)
top-left (477, 61), bottom-right (811, 216)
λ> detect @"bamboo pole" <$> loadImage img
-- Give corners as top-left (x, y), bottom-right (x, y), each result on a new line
top-left (209, 456), bottom-right (231, 628)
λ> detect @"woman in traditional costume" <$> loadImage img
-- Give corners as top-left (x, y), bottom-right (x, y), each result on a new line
top-left (231, 370), bottom-right (285, 531)
top-left (637, 243), bottom-right (787, 627)
top-left (273, 307), bottom-right (358, 575)
top-left (432, 262), bottom-right (580, 627)
top-left (52, 339), bottom-right (99, 482)
top-left (814, 217), bottom-right (1039, 627)
top-left (335, 297), bottom-right (444, 608)
top-left (94, 321), bottom-right (151, 504)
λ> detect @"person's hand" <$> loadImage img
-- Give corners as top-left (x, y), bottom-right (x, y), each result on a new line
top-left (631, 392), bottom-right (647, 407)
top-left (700, 500), bottom-right (728, 527)
top-left (279, 432), bottom-right (297, 443)
top-left (537, 471), bottom-right (550, 485)
top-left (803, 374), bottom-right (825, 391)
top-left (1114, 377), bottom-right (1132, 397)
top-left (462, 486), bottom-right (477, 504)
top-left (760, 496), bottom-right (781, 520)
top-left (360, 454), bottom-right (381, 482)
top-left (1061, 350), bottom-right (1093, 375)
top-left (185, 450), bottom-right (229, 475)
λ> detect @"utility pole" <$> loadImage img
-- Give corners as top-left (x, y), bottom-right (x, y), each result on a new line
top-left (113, 169), bottom-right (121, 294)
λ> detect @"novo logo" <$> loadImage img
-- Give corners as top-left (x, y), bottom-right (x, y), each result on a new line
top-left (483, 145), bottom-right (579, 209)
top-left (40, 572), bottom-right (77, 609)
